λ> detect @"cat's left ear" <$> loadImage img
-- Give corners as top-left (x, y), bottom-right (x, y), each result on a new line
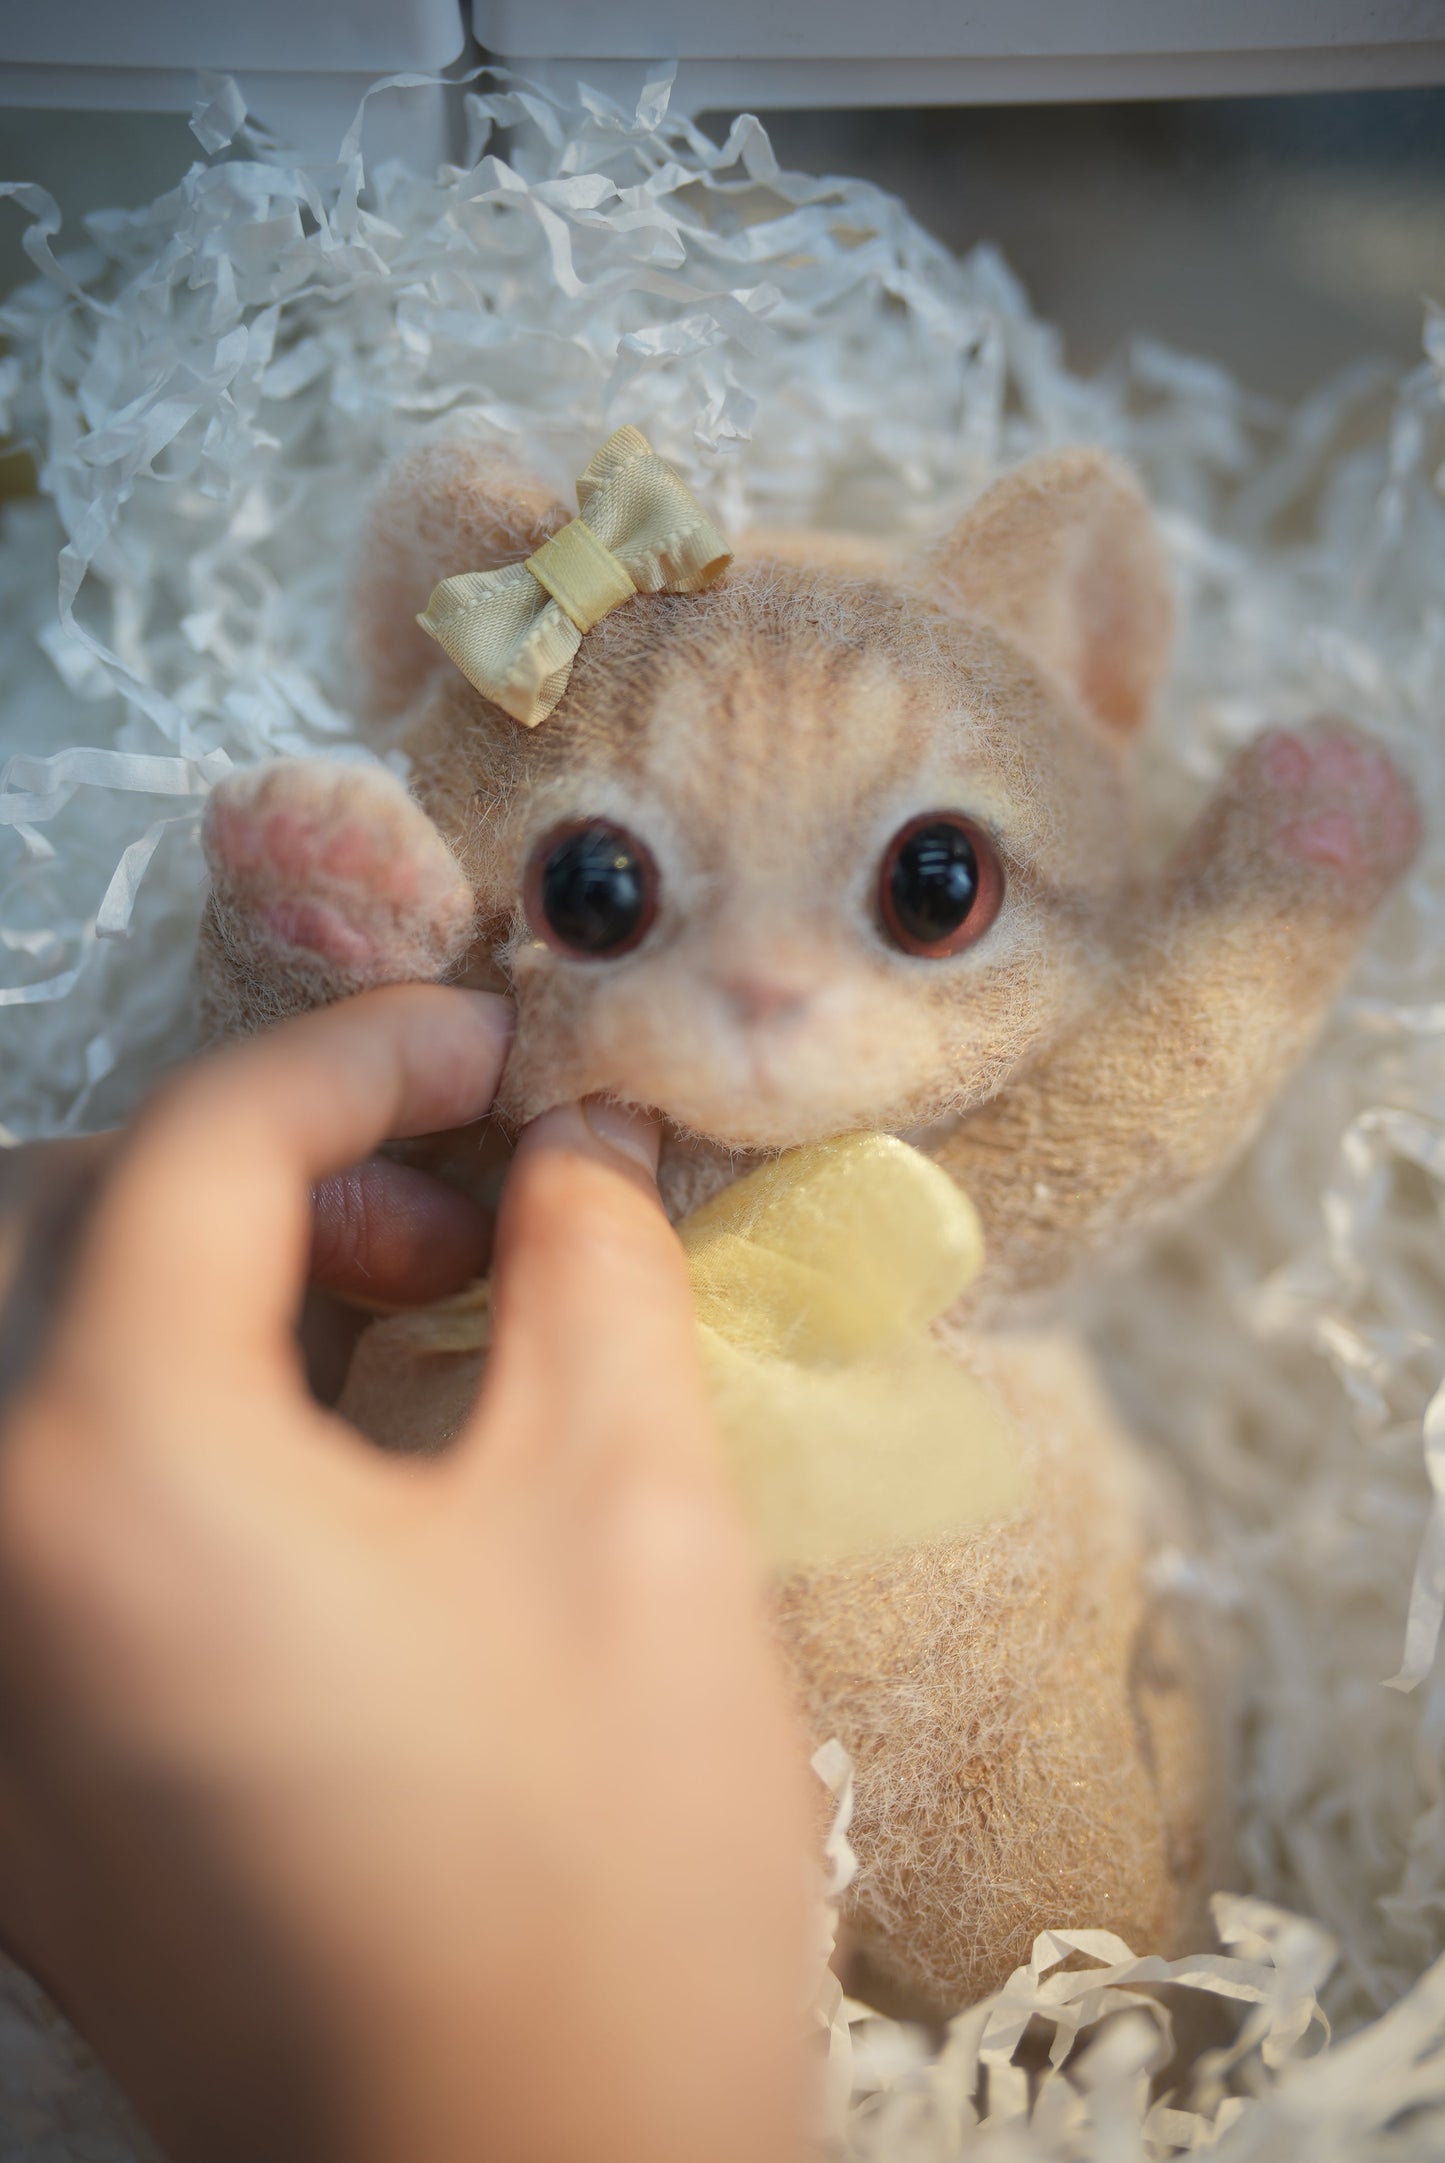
top-left (925, 448), bottom-right (1171, 737)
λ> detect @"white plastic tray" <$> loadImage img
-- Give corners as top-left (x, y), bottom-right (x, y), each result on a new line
top-left (0, 0), bottom-right (465, 157)
top-left (0, 0), bottom-right (1441, 148)
top-left (476, 0), bottom-right (1445, 107)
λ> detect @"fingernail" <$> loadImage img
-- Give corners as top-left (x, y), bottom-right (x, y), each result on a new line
top-left (455, 989), bottom-right (515, 1049)
top-left (582, 1095), bottom-right (661, 1175)
top-left (516, 1098), bottom-right (662, 1182)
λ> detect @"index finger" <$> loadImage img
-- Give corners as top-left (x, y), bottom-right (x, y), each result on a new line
top-left (50, 988), bottom-right (512, 1396)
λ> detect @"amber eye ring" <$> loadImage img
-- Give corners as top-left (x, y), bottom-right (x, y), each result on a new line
top-left (878, 812), bottom-right (1005, 958)
top-left (523, 819), bottom-right (660, 960)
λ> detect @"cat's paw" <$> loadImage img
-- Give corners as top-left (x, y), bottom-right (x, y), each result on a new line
top-left (1232, 719), bottom-right (1420, 903)
top-left (203, 759), bottom-right (475, 983)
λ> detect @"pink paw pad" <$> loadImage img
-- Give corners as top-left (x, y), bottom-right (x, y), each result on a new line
top-left (1256, 725), bottom-right (1420, 881)
top-left (318, 824), bottom-right (417, 901)
top-left (1276, 810), bottom-right (1364, 874)
top-left (228, 808), bottom-right (421, 914)
top-left (203, 762), bottom-right (473, 978)
top-left (259, 898), bottom-right (379, 971)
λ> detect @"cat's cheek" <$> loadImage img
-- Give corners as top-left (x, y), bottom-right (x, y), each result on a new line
top-left (491, 1041), bottom-right (607, 1129)
top-left (491, 954), bottom-right (605, 1122)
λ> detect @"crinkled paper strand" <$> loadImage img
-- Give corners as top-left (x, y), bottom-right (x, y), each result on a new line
top-left (2, 61), bottom-right (1445, 2162)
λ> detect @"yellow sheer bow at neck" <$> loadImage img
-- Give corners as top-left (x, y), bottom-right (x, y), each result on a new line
top-left (416, 425), bottom-right (732, 728)
top-left (680, 1133), bottom-right (1021, 1565)
top-left (376, 1132), bottom-right (1022, 1570)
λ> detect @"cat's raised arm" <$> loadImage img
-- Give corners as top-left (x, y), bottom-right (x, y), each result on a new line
top-left (932, 717), bottom-right (1420, 1314)
top-left (195, 440), bottom-right (568, 1041)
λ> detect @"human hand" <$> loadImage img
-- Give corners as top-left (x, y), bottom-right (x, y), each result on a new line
top-left (0, 1084), bottom-right (500, 1409)
top-left (0, 986), bottom-right (813, 2163)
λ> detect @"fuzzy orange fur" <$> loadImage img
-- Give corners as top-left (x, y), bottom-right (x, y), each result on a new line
top-left (194, 440), bottom-right (1418, 2013)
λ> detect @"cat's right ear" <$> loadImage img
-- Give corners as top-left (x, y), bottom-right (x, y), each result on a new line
top-left (350, 442), bottom-right (568, 731)
top-left (924, 448), bottom-right (1172, 739)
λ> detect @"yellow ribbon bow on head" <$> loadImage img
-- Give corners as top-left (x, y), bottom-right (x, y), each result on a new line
top-left (416, 425), bottom-right (733, 728)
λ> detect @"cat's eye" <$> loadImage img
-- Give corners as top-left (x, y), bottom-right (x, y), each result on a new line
top-left (879, 813), bottom-right (1004, 957)
top-left (525, 820), bottom-right (659, 959)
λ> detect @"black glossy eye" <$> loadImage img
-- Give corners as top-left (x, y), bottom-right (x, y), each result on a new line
top-left (879, 814), bottom-right (1004, 958)
top-left (525, 820), bottom-right (659, 959)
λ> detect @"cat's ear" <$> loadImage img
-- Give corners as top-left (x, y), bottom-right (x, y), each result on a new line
top-left (926, 448), bottom-right (1171, 737)
top-left (350, 441), bottom-right (569, 730)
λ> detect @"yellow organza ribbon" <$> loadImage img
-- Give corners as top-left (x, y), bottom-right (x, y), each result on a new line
top-left (380, 1133), bottom-right (1022, 1569)
top-left (680, 1134), bottom-right (1021, 1566)
top-left (416, 425), bottom-right (732, 727)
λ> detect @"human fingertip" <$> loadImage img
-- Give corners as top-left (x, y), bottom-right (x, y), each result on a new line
top-left (581, 1096), bottom-right (661, 1176)
top-left (513, 1099), bottom-right (662, 1187)
top-left (375, 982), bottom-right (512, 1054)
top-left (368, 985), bottom-right (515, 1138)
top-left (451, 987), bottom-right (515, 1055)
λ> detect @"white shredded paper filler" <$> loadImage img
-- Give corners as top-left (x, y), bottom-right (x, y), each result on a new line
top-left (2, 67), bottom-right (1445, 2160)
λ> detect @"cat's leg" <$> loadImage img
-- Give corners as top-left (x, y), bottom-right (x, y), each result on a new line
top-left (197, 759), bottom-right (476, 1041)
top-left (934, 719), bottom-right (1420, 1310)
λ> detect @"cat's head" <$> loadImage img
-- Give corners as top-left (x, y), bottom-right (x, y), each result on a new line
top-left (364, 445), bottom-right (1172, 1152)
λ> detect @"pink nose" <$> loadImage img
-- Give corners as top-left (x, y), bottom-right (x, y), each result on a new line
top-left (717, 973), bottom-right (811, 1027)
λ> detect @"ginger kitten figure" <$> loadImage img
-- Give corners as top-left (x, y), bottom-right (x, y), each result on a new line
top-left (196, 432), bottom-right (1419, 2017)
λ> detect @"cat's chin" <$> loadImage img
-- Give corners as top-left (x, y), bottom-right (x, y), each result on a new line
top-left (656, 1132), bottom-right (767, 1220)
top-left (656, 1104), bottom-right (879, 1157)
top-left (653, 1107), bottom-right (950, 1221)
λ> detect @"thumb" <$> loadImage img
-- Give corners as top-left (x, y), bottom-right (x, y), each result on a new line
top-left (462, 1101), bottom-right (717, 1487)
